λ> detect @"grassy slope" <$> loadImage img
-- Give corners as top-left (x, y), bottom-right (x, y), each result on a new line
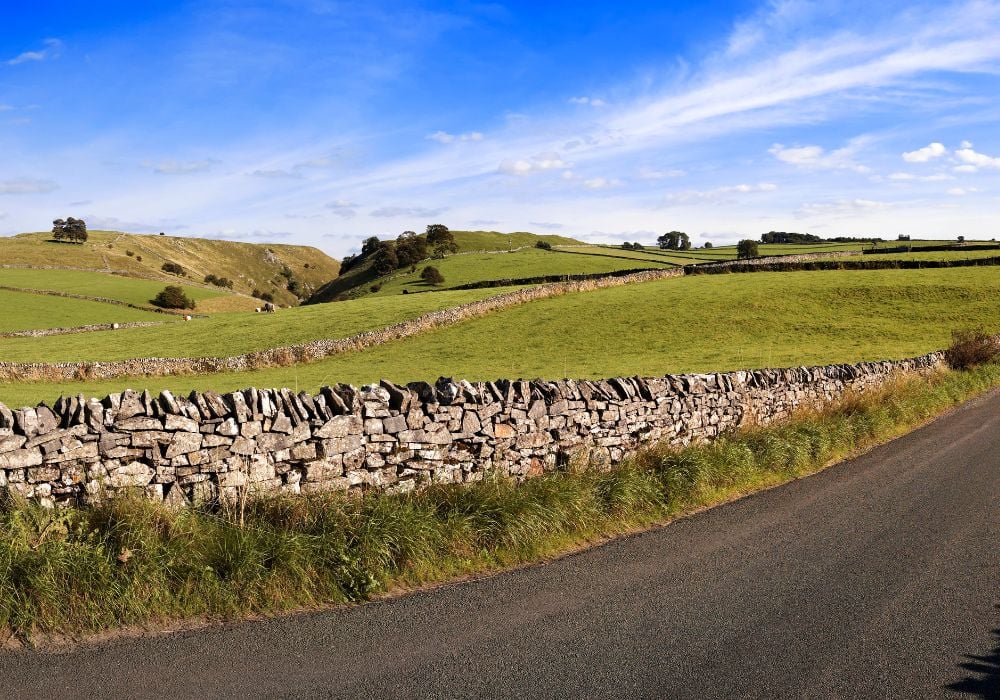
top-left (5, 267), bottom-right (999, 404)
top-left (1, 231), bottom-right (340, 307)
top-left (0, 287), bottom-right (517, 363)
top-left (369, 247), bottom-right (672, 296)
top-left (0, 268), bottom-right (249, 313)
top-left (309, 230), bottom-right (585, 302)
top-left (0, 290), bottom-right (168, 332)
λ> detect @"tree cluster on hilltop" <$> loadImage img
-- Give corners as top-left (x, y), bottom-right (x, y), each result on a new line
top-left (51, 217), bottom-right (88, 243)
top-left (341, 224), bottom-right (458, 276)
top-left (760, 231), bottom-right (822, 244)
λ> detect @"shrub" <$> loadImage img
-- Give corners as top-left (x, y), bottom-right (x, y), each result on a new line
top-left (420, 265), bottom-right (445, 285)
top-left (704, 242), bottom-right (713, 249)
top-left (204, 274), bottom-right (234, 289)
top-left (252, 289), bottom-right (275, 303)
top-left (621, 242), bottom-right (634, 250)
top-left (136, 255), bottom-right (142, 262)
top-left (126, 250), bottom-right (135, 257)
top-left (535, 240), bottom-right (552, 250)
top-left (370, 283), bottom-right (382, 293)
top-left (736, 239), bottom-right (759, 259)
top-left (151, 285), bottom-right (195, 310)
top-left (945, 328), bottom-right (999, 370)
top-left (161, 261), bottom-right (186, 276)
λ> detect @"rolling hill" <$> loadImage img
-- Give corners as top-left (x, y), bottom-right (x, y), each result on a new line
top-left (1, 230), bottom-right (340, 307)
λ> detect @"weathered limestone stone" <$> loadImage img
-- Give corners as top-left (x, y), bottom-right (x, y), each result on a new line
top-left (165, 432), bottom-right (203, 459)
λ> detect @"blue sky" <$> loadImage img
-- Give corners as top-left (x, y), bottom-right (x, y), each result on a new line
top-left (2, 0), bottom-right (1000, 255)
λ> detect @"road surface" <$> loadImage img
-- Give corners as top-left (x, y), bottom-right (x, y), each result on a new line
top-left (2, 389), bottom-right (998, 698)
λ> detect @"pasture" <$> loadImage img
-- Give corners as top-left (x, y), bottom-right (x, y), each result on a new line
top-left (3, 266), bottom-right (998, 405)
top-left (0, 286), bottom-right (518, 362)
top-left (0, 289), bottom-right (167, 332)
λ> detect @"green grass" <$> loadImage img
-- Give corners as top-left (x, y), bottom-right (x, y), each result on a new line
top-left (2, 363), bottom-right (996, 640)
top-left (0, 268), bottom-right (238, 309)
top-left (841, 249), bottom-right (1000, 262)
top-left (4, 267), bottom-right (999, 406)
top-left (0, 290), bottom-right (168, 332)
top-left (368, 247), bottom-right (671, 296)
top-left (0, 286), bottom-right (518, 365)
top-left (449, 230), bottom-right (582, 252)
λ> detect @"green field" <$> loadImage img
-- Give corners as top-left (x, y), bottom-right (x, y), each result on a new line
top-left (369, 247), bottom-right (671, 296)
top-left (0, 290), bottom-right (168, 332)
top-left (0, 268), bottom-right (247, 312)
top-left (4, 267), bottom-right (998, 405)
top-left (0, 286), bottom-right (518, 362)
top-left (449, 230), bottom-right (582, 252)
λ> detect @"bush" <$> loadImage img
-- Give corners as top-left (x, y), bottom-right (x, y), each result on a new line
top-left (126, 250), bottom-right (135, 257)
top-left (370, 284), bottom-right (382, 293)
top-left (161, 261), bottom-right (186, 276)
top-left (535, 240), bottom-right (552, 250)
top-left (945, 328), bottom-right (999, 370)
top-left (420, 265), bottom-right (445, 285)
top-left (151, 285), bottom-right (195, 310)
top-left (704, 242), bottom-right (713, 249)
top-left (252, 289), bottom-right (275, 303)
top-left (136, 255), bottom-right (142, 262)
top-left (621, 242), bottom-right (634, 250)
top-left (737, 239), bottom-right (759, 259)
top-left (204, 274), bottom-right (234, 289)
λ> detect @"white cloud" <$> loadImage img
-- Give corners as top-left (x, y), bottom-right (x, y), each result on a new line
top-left (249, 169), bottom-right (301, 179)
top-left (955, 146), bottom-right (1000, 169)
top-left (325, 199), bottom-right (358, 218)
top-left (498, 152), bottom-right (571, 176)
top-left (369, 205), bottom-right (449, 218)
top-left (0, 178), bottom-right (59, 194)
top-left (769, 141), bottom-right (869, 172)
top-left (954, 164), bottom-right (978, 173)
top-left (5, 39), bottom-right (62, 66)
top-left (528, 221), bottom-right (564, 230)
top-left (637, 167), bottom-right (686, 180)
top-left (901, 142), bottom-right (946, 163)
top-left (888, 172), bottom-right (954, 182)
top-left (797, 199), bottom-right (892, 217)
top-left (148, 159), bottom-right (216, 175)
top-left (0, 104), bottom-right (12, 112)
top-left (427, 130), bottom-right (484, 144)
top-left (947, 186), bottom-right (979, 196)
top-left (663, 182), bottom-right (777, 206)
top-left (568, 96), bottom-right (607, 107)
top-left (960, 140), bottom-right (973, 149)
top-left (583, 177), bottom-right (621, 190)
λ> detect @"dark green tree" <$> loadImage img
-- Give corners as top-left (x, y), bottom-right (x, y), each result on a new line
top-left (426, 224), bottom-right (458, 258)
top-left (420, 265), bottom-right (444, 285)
top-left (152, 285), bottom-right (195, 309)
top-left (737, 239), bottom-right (759, 259)
top-left (657, 231), bottom-right (690, 250)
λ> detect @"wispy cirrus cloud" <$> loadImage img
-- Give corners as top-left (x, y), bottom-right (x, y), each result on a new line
top-left (370, 205), bottom-right (449, 218)
top-left (147, 159), bottom-right (217, 175)
top-left (426, 130), bottom-right (484, 144)
top-left (5, 38), bottom-right (62, 66)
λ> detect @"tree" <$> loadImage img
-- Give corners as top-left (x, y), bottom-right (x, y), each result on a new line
top-left (65, 217), bottom-right (88, 243)
top-left (420, 265), bottom-right (444, 285)
top-left (621, 242), bottom-right (634, 250)
top-left (957, 235), bottom-right (965, 244)
top-left (396, 231), bottom-right (429, 267)
top-left (361, 236), bottom-right (382, 256)
top-left (704, 241), bottom-right (713, 249)
top-left (372, 242), bottom-right (399, 275)
top-left (657, 231), bottom-right (690, 250)
top-left (52, 217), bottom-right (87, 243)
top-left (737, 239), bottom-right (759, 259)
top-left (152, 285), bottom-right (195, 310)
top-left (535, 240), bottom-right (552, 250)
top-left (426, 224), bottom-right (458, 258)
top-left (632, 242), bottom-right (643, 250)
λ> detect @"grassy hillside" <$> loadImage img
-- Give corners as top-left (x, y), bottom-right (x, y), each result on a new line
top-left (4, 266), bottom-right (998, 405)
top-left (0, 268), bottom-right (254, 313)
top-left (310, 230), bottom-right (588, 302)
top-left (0, 289), bottom-right (167, 332)
top-left (367, 247), bottom-right (672, 296)
top-left (0, 287), bottom-right (516, 362)
top-left (1, 231), bottom-right (340, 307)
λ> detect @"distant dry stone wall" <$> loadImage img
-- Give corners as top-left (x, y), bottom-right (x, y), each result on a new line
top-left (0, 350), bottom-right (943, 507)
top-left (0, 269), bottom-right (683, 383)
top-left (0, 322), bottom-right (163, 339)
top-left (691, 251), bottom-right (863, 269)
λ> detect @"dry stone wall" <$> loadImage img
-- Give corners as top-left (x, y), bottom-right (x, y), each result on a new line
top-left (691, 251), bottom-right (863, 269)
top-left (0, 351), bottom-right (943, 507)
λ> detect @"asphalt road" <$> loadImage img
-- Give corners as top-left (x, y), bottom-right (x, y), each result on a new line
top-left (2, 389), bottom-right (998, 699)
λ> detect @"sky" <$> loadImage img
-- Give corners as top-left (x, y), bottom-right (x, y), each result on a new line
top-left (2, 0), bottom-right (1000, 255)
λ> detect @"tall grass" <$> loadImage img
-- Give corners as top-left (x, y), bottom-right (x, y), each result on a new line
top-left (1, 363), bottom-right (997, 643)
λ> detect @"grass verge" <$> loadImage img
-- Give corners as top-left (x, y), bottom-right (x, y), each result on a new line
top-left (1, 363), bottom-right (998, 644)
